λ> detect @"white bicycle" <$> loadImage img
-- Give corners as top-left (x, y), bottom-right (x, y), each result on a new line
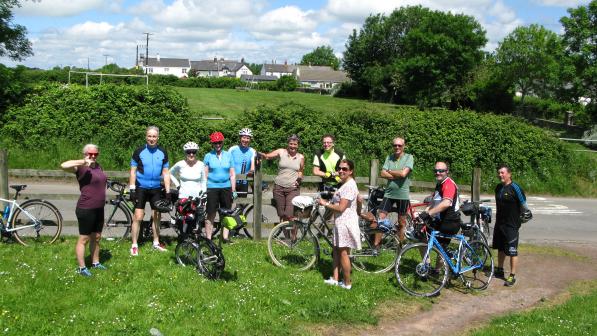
top-left (0, 185), bottom-right (63, 246)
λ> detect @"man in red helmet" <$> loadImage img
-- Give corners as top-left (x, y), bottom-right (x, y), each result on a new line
top-left (203, 132), bottom-right (236, 243)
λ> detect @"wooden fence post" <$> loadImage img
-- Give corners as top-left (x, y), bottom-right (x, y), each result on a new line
top-left (370, 159), bottom-right (379, 186)
top-left (252, 158), bottom-right (263, 240)
top-left (0, 149), bottom-right (8, 200)
top-left (472, 167), bottom-right (481, 202)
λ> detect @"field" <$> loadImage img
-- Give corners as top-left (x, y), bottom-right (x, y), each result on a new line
top-left (174, 87), bottom-right (401, 119)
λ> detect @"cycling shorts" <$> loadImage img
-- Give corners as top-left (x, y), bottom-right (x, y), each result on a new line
top-left (379, 197), bottom-right (410, 215)
top-left (206, 188), bottom-right (233, 216)
top-left (75, 207), bottom-right (104, 235)
top-left (492, 224), bottom-right (519, 256)
top-left (135, 187), bottom-right (162, 210)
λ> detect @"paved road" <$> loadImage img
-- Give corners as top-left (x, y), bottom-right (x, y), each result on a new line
top-left (5, 180), bottom-right (597, 243)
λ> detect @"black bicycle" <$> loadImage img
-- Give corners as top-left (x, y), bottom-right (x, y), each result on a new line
top-left (460, 199), bottom-right (492, 245)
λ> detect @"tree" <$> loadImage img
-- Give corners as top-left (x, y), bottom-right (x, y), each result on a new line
top-left (247, 63), bottom-right (262, 75)
top-left (560, 0), bottom-right (597, 121)
top-left (276, 75), bottom-right (298, 91)
top-left (0, 0), bottom-right (33, 61)
top-left (343, 6), bottom-right (487, 107)
top-left (300, 45), bottom-right (340, 70)
top-left (494, 24), bottom-right (564, 107)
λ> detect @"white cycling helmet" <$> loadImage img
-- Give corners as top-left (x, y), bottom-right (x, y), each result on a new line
top-left (183, 141), bottom-right (199, 151)
top-left (238, 128), bottom-right (253, 138)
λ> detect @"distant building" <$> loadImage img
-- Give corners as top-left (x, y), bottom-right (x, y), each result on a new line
top-left (240, 74), bottom-right (278, 83)
top-left (295, 65), bottom-right (350, 89)
top-left (260, 62), bottom-right (296, 78)
top-left (190, 58), bottom-right (253, 78)
top-left (140, 54), bottom-right (190, 78)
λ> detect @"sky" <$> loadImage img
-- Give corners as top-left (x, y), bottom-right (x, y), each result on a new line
top-left (1, 0), bottom-right (591, 70)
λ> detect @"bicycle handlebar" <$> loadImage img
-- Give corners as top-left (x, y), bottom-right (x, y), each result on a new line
top-left (106, 179), bottom-right (126, 194)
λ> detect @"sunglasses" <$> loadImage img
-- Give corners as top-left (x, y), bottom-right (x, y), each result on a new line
top-left (337, 167), bottom-right (350, 172)
top-left (212, 141), bottom-right (223, 145)
top-left (393, 144), bottom-right (404, 147)
top-left (434, 169), bottom-right (447, 173)
top-left (87, 152), bottom-right (99, 157)
top-left (185, 150), bottom-right (197, 155)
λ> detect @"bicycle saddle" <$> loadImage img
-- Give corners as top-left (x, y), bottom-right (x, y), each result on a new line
top-left (218, 208), bottom-right (236, 216)
top-left (9, 185), bottom-right (27, 192)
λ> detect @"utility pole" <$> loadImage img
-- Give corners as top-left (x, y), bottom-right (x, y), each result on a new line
top-left (87, 57), bottom-right (90, 71)
top-left (103, 54), bottom-right (110, 66)
top-left (143, 32), bottom-right (153, 74)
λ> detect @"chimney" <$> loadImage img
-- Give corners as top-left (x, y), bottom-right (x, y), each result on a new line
top-left (241, 57), bottom-right (245, 64)
top-left (214, 57), bottom-right (217, 62)
top-left (156, 53), bottom-right (160, 62)
top-left (284, 59), bottom-right (287, 65)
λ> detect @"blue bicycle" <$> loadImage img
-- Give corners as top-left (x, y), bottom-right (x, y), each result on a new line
top-left (395, 219), bottom-right (494, 297)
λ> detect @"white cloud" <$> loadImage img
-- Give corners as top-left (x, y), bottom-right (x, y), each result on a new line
top-left (15, 0), bottom-right (107, 17)
top-left (532, 0), bottom-right (588, 7)
top-left (65, 22), bottom-right (118, 40)
top-left (252, 6), bottom-right (317, 34)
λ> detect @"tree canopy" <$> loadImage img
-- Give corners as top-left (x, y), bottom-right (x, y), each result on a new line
top-left (300, 45), bottom-right (340, 70)
top-left (0, 0), bottom-right (32, 61)
top-left (342, 5), bottom-right (487, 108)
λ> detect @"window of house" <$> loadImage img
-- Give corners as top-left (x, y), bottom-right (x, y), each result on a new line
top-left (182, 68), bottom-right (187, 73)
top-left (164, 68), bottom-right (169, 72)
top-left (148, 68), bottom-right (153, 73)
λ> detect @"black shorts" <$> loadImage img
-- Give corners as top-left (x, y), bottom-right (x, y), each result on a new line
top-left (431, 219), bottom-right (461, 248)
top-left (236, 181), bottom-right (249, 198)
top-left (492, 224), bottom-right (519, 256)
top-left (206, 188), bottom-right (233, 216)
top-left (379, 197), bottom-right (410, 215)
top-left (75, 207), bottom-right (104, 235)
top-left (135, 187), bottom-right (162, 210)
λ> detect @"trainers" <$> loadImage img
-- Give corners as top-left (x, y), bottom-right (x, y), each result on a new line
top-left (494, 268), bottom-right (505, 279)
top-left (504, 274), bottom-right (516, 287)
top-left (153, 243), bottom-right (168, 252)
top-left (323, 277), bottom-right (339, 286)
top-left (92, 263), bottom-right (107, 270)
top-left (78, 267), bottom-right (92, 277)
top-left (339, 282), bottom-right (352, 290)
top-left (130, 246), bottom-right (139, 256)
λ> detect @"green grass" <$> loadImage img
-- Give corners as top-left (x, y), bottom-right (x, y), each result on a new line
top-left (470, 281), bottom-right (597, 336)
top-left (0, 238), bottom-right (424, 335)
top-left (174, 87), bottom-right (401, 119)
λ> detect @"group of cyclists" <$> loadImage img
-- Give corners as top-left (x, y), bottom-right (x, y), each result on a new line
top-left (63, 126), bottom-right (532, 289)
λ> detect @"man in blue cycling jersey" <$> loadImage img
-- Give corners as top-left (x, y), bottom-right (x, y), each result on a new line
top-left (128, 126), bottom-right (171, 256)
top-left (228, 128), bottom-right (256, 198)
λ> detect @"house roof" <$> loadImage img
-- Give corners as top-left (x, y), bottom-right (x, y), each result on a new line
top-left (240, 74), bottom-right (278, 82)
top-left (191, 60), bottom-right (245, 72)
top-left (296, 65), bottom-right (349, 83)
top-left (144, 57), bottom-right (190, 67)
top-left (262, 63), bottom-right (296, 73)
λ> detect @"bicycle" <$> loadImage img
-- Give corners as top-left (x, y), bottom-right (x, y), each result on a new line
top-left (351, 186), bottom-right (429, 273)
top-left (173, 194), bottom-right (225, 280)
top-left (0, 185), bottom-right (63, 246)
top-left (395, 218), bottom-right (494, 297)
top-left (460, 199), bottom-right (492, 244)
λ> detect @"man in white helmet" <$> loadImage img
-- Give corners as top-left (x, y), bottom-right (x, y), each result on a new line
top-left (228, 128), bottom-right (256, 198)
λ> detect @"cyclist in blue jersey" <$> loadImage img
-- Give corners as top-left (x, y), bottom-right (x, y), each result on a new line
top-left (228, 128), bottom-right (256, 199)
top-left (128, 126), bottom-right (171, 256)
top-left (204, 131), bottom-right (236, 242)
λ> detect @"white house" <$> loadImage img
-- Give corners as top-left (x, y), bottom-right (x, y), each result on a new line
top-left (295, 65), bottom-right (350, 89)
top-left (140, 54), bottom-right (190, 78)
top-left (260, 63), bottom-right (296, 78)
top-left (190, 58), bottom-right (253, 78)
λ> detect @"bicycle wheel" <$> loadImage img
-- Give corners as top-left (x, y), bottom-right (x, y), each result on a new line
top-left (12, 200), bottom-right (63, 246)
top-left (461, 240), bottom-right (493, 290)
top-left (480, 218), bottom-right (491, 241)
top-left (268, 221), bottom-right (318, 271)
top-left (352, 230), bottom-right (401, 273)
top-left (196, 237), bottom-right (225, 280)
top-left (175, 238), bottom-right (200, 267)
top-left (103, 202), bottom-right (132, 242)
top-left (395, 242), bottom-right (449, 297)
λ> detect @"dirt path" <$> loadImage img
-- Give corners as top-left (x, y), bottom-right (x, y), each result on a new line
top-left (336, 242), bottom-right (597, 336)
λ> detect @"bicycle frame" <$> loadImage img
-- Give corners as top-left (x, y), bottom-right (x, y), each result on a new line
top-left (0, 198), bottom-right (41, 233)
top-left (424, 230), bottom-right (481, 275)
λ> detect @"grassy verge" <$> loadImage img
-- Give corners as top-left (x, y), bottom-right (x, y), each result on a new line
top-left (470, 280), bottom-right (597, 336)
top-left (0, 238), bottom-right (424, 335)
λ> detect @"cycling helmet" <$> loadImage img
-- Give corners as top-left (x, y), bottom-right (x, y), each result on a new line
top-left (183, 141), bottom-right (199, 151)
top-left (520, 209), bottom-right (533, 223)
top-left (154, 199), bottom-right (172, 213)
top-left (209, 131), bottom-right (225, 143)
top-left (238, 128), bottom-right (253, 138)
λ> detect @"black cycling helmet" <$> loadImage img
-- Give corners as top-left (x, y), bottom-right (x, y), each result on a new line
top-left (520, 209), bottom-right (533, 223)
top-left (154, 199), bottom-right (172, 213)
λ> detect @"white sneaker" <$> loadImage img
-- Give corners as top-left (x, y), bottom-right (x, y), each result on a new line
top-left (339, 283), bottom-right (352, 290)
top-left (323, 277), bottom-right (339, 286)
top-left (130, 246), bottom-right (139, 256)
top-left (153, 243), bottom-right (168, 252)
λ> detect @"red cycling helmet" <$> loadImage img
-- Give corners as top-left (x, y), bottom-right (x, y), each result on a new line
top-left (209, 131), bottom-right (225, 143)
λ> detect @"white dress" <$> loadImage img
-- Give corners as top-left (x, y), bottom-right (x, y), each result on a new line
top-left (169, 160), bottom-right (207, 198)
top-left (332, 178), bottom-right (361, 250)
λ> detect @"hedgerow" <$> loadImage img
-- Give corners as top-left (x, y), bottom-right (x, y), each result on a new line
top-left (1, 84), bottom-right (594, 195)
